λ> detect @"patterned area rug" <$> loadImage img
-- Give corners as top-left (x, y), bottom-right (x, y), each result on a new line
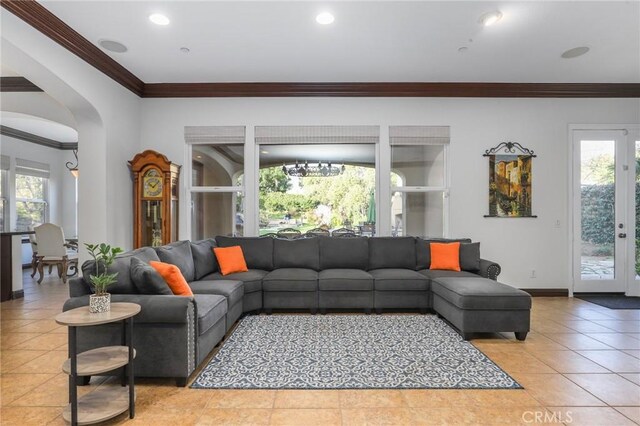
top-left (191, 314), bottom-right (521, 389)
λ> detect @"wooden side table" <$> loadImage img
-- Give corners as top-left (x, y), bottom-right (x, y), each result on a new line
top-left (55, 302), bottom-right (141, 425)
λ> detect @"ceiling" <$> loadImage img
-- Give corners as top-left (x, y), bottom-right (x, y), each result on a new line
top-left (39, 1), bottom-right (640, 84)
top-left (1, 111), bottom-right (78, 143)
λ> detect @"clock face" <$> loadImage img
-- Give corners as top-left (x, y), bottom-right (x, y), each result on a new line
top-left (143, 174), bottom-right (163, 198)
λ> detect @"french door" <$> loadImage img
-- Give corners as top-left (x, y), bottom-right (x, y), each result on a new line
top-left (572, 128), bottom-right (640, 295)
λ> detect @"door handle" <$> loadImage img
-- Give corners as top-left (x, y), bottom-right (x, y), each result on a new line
top-left (618, 233), bottom-right (627, 238)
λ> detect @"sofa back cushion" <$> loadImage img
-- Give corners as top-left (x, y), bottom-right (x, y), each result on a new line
top-left (319, 236), bottom-right (369, 270)
top-left (274, 237), bottom-right (320, 270)
top-left (415, 238), bottom-right (481, 272)
top-left (155, 240), bottom-right (195, 282)
top-left (368, 237), bottom-right (416, 270)
top-left (191, 239), bottom-right (218, 280)
top-left (130, 257), bottom-right (173, 295)
top-left (216, 236), bottom-right (274, 271)
top-left (81, 246), bottom-right (160, 294)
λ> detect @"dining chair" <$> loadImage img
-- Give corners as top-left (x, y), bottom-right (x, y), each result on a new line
top-left (33, 223), bottom-right (79, 284)
top-left (277, 227), bottom-right (302, 239)
top-left (28, 229), bottom-right (39, 278)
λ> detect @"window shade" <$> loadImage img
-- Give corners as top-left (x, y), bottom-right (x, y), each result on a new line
top-left (185, 126), bottom-right (246, 144)
top-left (0, 155), bottom-right (8, 171)
top-left (15, 158), bottom-right (50, 178)
top-left (389, 126), bottom-right (450, 145)
top-left (255, 125), bottom-right (379, 144)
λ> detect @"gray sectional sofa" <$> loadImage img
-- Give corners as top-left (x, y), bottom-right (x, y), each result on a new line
top-left (64, 236), bottom-right (531, 386)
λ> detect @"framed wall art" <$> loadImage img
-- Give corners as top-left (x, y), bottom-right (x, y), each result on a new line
top-left (484, 141), bottom-right (537, 218)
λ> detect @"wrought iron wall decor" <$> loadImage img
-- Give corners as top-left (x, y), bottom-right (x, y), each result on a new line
top-left (66, 148), bottom-right (79, 178)
top-left (483, 142), bottom-right (537, 218)
top-left (282, 161), bottom-right (345, 177)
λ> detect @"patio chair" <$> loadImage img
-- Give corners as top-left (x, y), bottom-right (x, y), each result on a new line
top-left (305, 227), bottom-right (330, 237)
top-left (33, 223), bottom-right (78, 284)
top-left (332, 227), bottom-right (357, 237)
top-left (277, 228), bottom-right (302, 239)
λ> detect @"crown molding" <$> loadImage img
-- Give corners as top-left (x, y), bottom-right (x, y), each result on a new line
top-left (142, 82), bottom-right (640, 98)
top-left (0, 76), bottom-right (43, 92)
top-left (0, 125), bottom-right (78, 150)
top-left (3, 1), bottom-right (640, 99)
top-left (1, 0), bottom-right (144, 96)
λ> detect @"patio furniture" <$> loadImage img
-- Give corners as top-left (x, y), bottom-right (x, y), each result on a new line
top-left (305, 227), bottom-right (330, 237)
top-left (332, 227), bottom-right (356, 237)
top-left (277, 228), bottom-right (302, 239)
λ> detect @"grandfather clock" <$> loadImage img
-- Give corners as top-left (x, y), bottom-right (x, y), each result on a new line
top-left (129, 150), bottom-right (181, 248)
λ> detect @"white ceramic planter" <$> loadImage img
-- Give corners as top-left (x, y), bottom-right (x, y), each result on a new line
top-left (89, 293), bottom-right (111, 313)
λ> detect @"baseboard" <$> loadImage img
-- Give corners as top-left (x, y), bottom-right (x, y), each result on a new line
top-left (522, 288), bottom-right (569, 297)
top-left (11, 289), bottom-right (24, 299)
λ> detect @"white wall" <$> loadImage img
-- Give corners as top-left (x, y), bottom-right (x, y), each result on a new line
top-left (1, 11), bottom-right (141, 253)
top-left (140, 97), bottom-right (639, 290)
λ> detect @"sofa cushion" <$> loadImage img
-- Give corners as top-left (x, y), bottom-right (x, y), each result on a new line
top-left (369, 268), bottom-right (429, 291)
top-left (418, 269), bottom-right (479, 280)
top-left (149, 261), bottom-right (194, 297)
top-left (319, 269), bottom-right (373, 291)
top-left (460, 242), bottom-right (481, 272)
top-left (191, 239), bottom-right (218, 280)
top-left (82, 246), bottom-right (160, 294)
top-left (216, 236), bottom-right (274, 270)
top-left (201, 270), bottom-right (267, 293)
top-left (155, 241), bottom-right (195, 282)
top-left (432, 277), bottom-right (532, 310)
top-left (318, 236), bottom-right (369, 270)
top-left (189, 280), bottom-right (244, 308)
top-left (193, 294), bottom-right (227, 336)
top-left (130, 257), bottom-right (173, 295)
top-left (415, 238), bottom-right (472, 270)
top-left (263, 269), bottom-right (318, 292)
top-left (368, 237), bottom-right (416, 270)
top-left (274, 238), bottom-right (320, 270)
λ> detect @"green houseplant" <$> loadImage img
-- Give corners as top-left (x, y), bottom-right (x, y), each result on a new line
top-left (85, 243), bottom-right (123, 313)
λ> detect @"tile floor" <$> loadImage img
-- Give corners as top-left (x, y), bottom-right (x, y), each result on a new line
top-left (1, 271), bottom-right (639, 425)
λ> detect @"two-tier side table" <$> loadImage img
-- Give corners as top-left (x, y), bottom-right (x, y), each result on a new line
top-left (55, 302), bottom-right (141, 425)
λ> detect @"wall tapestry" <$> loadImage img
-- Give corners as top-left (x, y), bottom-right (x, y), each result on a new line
top-left (484, 142), bottom-right (537, 218)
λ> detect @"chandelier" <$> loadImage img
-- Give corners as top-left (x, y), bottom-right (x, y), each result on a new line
top-left (282, 161), bottom-right (345, 177)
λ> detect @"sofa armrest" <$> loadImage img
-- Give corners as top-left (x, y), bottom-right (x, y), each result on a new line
top-left (63, 294), bottom-right (195, 324)
top-left (68, 277), bottom-right (92, 298)
top-left (478, 259), bottom-right (501, 281)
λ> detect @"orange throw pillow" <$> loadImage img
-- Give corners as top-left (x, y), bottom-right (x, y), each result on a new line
top-left (149, 261), bottom-right (193, 296)
top-left (430, 242), bottom-right (461, 271)
top-left (213, 246), bottom-right (249, 276)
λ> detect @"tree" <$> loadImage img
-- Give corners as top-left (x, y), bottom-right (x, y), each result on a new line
top-left (259, 167), bottom-right (291, 193)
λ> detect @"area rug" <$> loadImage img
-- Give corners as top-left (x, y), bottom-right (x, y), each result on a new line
top-left (191, 314), bottom-right (521, 389)
top-left (575, 293), bottom-right (640, 309)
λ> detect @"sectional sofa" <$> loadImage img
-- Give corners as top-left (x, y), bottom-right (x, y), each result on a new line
top-left (64, 236), bottom-right (531, 386)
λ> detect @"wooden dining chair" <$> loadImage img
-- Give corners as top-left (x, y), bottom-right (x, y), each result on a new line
top-left (33, 223), bottom-right (79, 284)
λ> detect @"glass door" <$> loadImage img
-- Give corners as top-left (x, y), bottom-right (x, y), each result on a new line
top-left (573, 130), bottom-right (631, 293)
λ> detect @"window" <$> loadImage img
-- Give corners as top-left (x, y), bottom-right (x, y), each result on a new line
top-left (390, 126), bottom-right (449, 238)
top-left (15, 158), bottom-right (50, 232)
top-left (186, 126), bottom-right (246, 239)
top-left (0, 155), bottom-right (8, 232)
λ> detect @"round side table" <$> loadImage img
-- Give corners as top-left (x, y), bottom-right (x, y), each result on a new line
top-left (55, 302), bottom-right (141, 425)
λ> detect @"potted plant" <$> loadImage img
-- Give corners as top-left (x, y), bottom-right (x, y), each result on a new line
top-left (85, 243), bottom-right (123, 313)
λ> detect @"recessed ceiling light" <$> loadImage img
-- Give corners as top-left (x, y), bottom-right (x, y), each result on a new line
top-left (316, 12), bottom-right (335, 25)
top-left (261, 150), bottom-right (269, 154)
top-left (478, 11), bottom-right (503, 26)
top-left (180, 47), bottom-right (190, 54)
top-left (98, 39), bottom-right (128, 53)
top-left (196, 155), bottom-right (202, 159)
top-left (149, 13), bottom-right (170, 26)
top-left (561, 46), bottom-right (590, 59)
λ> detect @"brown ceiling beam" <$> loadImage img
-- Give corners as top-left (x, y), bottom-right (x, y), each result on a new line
top-left (143, 82), bottom-right (640, 98)
top-left (0, 76), bottom-right (43, 92)
top-left (1, 0), bottom-right (144, 96)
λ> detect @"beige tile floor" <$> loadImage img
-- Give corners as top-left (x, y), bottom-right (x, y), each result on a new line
top-left (1, 271), bottom-right (639, 425)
